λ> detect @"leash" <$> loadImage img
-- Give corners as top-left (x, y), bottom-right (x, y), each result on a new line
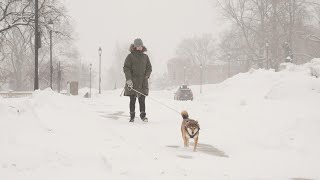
top-left (9, 106), bottom-right (20, 112)
top-left (127, 85), bottom-right (181, 115)
top-left (120, 87), bottom-right (125, 97)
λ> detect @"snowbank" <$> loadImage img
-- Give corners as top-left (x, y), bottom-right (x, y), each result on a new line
top-left (1, 59), bottom-right (320, 180)
top-left (169, 59), bottom-right (320, 179)
top-left (308, 58), bottom-right (320, 78)
top-left (0, 89), bottom-right (110, 180)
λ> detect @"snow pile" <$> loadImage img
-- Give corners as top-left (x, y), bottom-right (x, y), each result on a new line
top-left (174, 60), bottom-right (320, 179)
top-left (0, 89), bottom-right (110, 180)
top-left (1, 59), bottom-right (320, 180)
top-left (308, 58), bottom-right (320, 78)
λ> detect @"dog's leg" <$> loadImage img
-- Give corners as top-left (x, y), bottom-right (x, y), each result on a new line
top-left (183, 136), bottom-right (188, 147)
top-left (186, 137), bottom-right (189, 147)
top-left (181, 130), bottom-right (185, 147)
top-left (193, 136), bottom-right (198, 152)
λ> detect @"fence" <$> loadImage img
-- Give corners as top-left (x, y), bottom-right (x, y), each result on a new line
top-left (0, 91), bottom-right (33, 98)
top-left (0, 91), bottom-right (67, 98)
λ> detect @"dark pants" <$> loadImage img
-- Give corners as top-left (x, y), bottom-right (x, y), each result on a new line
top-left (130, 95), bottom-right (146, 114)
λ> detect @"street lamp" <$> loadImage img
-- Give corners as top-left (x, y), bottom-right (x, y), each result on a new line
top-left (266, 41), bottom-right (269, 69)
top-left (57, 61), bottom-right (61, 93)
top-left (228, 53), bottom-right (231, 78)
top-left (98, 47), bottom-right (102, 94)
top-left (183, 66), bottom-right (186, 84)
top-left (48, 19), bottom-right (54, 89)
top-left (90, 63), bottom-right (92, 98)
top-left (200, 64), bottom-right (203, 94)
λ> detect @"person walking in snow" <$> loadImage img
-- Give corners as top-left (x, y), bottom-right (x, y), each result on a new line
top-left (123, 38), bottom-right (152, 122)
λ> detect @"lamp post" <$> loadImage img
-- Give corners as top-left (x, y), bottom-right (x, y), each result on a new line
top-left (183, 66), bottom-right (186, 84)
top-left (200, 64), bottom-right (203, 94)
top-left (57, 61), bottom-right (61, 93)
top-left (90, 63), bottom-right (92, 98)
top-left (98, 47), bottom-right (102, 94)
top-left (48, 19), bottom-right (54, 89)
top-left (228, 53), bottom-right (231, 78)
top-left (266, 41), bottom-right (269, 69)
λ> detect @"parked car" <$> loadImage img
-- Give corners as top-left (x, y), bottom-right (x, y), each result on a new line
top-left (174, 85), bottom-right (193, 101)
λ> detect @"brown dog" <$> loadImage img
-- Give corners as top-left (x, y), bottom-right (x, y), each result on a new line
top-left (181, 111), bottom-right (200, 152)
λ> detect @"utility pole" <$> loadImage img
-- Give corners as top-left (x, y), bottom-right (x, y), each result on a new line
top-left (57, 61), bottom-right (61, 93)
top-left (98, 47), bottom-right (102, 94)
top-left (266, 41), bottom-right (269, 69)
top-left (228, 53), bottom-right (231, 78)
top-left (48, 19), bottom-right (54, 89)
top-left (90, 63), bottom-right (92, 98)
top-left (183, 66), bottom-right (186, 84)
top-left (200, 64), bottom-right (203, 94)
top-left (50, 29), bottom-right (53, 88)
top-left (34, 0), bottom-right (39, 90)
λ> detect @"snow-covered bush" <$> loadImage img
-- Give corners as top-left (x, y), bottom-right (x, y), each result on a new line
top-left (309, 58), bottom-right (320, 78)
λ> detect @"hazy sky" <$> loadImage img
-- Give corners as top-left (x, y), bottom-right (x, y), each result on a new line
top-left (64, 0), bottom-right (225, 76)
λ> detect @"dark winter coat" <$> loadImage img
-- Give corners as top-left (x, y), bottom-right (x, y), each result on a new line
top-left (123, 44), bottom-right (152, 96)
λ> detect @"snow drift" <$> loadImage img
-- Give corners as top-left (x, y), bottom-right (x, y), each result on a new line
top-left (1, 60), bottom-right (320, 180)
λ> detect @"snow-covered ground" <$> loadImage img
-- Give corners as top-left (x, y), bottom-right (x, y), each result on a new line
top-left (1, 60), bottom-right (320, 180)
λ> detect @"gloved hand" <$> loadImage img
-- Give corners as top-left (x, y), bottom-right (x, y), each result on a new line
top-left (126, 80), bottom-right (133, 87)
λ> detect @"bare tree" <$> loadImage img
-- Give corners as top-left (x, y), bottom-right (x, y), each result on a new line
top-left (105, 43), bottom-right (128, 90)
top-left (216, 0), bottom-right (320, 70)
top-left (176, 34), bottom-right (217, 66)
top-left (0, 0), bottom-right (78, 90)
top-left (0, 0), bottom-right (33, 34)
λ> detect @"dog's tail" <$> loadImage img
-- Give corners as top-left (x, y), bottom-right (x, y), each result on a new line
top-left (181, 111), bottom-right (189, 119)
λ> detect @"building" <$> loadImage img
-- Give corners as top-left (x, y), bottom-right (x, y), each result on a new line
top-left (167, 57), bottom-right (247, 86)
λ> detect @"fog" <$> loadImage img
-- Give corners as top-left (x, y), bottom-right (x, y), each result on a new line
top-left (65, 0), bottom-right (223, 75)
top-left (1, 0), bottom-right (319, 91)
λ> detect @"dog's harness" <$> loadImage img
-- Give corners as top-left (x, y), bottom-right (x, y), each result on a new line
top-left (185, 127), bottom-right (200, 138)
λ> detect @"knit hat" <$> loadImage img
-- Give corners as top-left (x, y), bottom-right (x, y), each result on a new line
top-left (133, 38), bottom-right (144, 47)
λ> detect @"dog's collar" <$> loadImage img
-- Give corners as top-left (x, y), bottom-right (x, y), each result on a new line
top-left (185, 127), bottom-right (199, 138)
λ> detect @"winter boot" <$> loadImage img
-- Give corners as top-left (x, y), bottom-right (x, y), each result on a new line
top-left (129, 112), bottom-right (135, 122)
top-left (140, 112), bottom-right (148, 122)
